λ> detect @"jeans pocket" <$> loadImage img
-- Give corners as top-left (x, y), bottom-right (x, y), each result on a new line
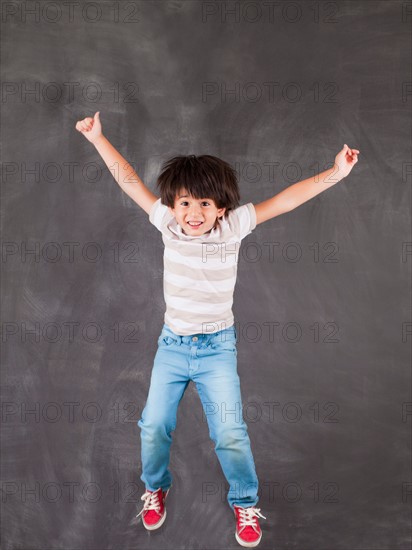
top-left (210, 334), bottom-right (237, 353)
top-left (158, 334), bottom-right (176, 347)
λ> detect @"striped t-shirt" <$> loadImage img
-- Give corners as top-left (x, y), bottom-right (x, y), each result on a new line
top-left (149, 198), bottom-right (257, 336)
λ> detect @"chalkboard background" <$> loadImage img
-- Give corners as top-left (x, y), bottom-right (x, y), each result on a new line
top-left (2, 1), bottom-right (411, 549)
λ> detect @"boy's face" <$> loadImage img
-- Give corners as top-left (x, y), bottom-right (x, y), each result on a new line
top-left (169, 189), bottom-right (226, 236)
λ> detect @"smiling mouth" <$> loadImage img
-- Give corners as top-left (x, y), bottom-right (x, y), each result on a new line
top-left (187, 221), bottom-right (203, 227)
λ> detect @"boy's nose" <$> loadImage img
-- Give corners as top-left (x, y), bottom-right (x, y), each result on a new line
top-left (188, 208), bottom-right (202, 218)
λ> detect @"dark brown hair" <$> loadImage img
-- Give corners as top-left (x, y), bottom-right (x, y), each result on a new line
top-left (154, 154), bottom-right (240, 217)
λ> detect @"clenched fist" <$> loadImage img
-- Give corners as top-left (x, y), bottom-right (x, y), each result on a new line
top-left (75, 111), bottom-right (103, 144)
top-left (334, 144), bottom-right (360, 180)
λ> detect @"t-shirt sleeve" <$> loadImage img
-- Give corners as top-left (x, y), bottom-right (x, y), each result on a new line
top-left (149, 198), bottom-right (171, 232)
top-left (233, 202), bottom-right (257, 241)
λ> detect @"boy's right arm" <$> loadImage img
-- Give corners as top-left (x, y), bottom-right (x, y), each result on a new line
top-left (75, 112), bottom-right (158, 216)
top-left (93, 135), bottom-right (158, 216)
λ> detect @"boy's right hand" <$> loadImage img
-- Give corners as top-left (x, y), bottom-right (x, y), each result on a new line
top-left (75, 111), bottom-right (103, 144)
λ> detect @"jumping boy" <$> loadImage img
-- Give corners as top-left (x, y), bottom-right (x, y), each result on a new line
top-left (75, 111), bottom-right (359, 547)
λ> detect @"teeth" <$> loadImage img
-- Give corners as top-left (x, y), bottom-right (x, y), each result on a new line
top-left (188, 222), bottom-right (202, 226)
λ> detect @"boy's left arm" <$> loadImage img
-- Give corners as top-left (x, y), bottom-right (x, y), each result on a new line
top-left (253, 144), bottom-right (360, 226)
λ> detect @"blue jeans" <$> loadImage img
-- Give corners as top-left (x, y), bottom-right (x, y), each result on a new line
top-left (137, 323), bottom-right (259, 511)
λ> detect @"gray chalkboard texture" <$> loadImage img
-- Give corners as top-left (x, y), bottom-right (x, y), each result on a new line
top-left (1, 1), bottom-right (410, 549)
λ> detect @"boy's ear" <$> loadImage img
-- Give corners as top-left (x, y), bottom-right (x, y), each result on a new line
top-left (168, 206), bottom-right (175, 216)
top-left (217, 207), bottom-right (226, 218)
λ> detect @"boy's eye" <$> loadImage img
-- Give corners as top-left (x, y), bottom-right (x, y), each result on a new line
top-left (180, 201), bottom-right (210, 206)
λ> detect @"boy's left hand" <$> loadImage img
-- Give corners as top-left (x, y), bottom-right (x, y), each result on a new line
top-left (334, 144), bottom-right (360, 180)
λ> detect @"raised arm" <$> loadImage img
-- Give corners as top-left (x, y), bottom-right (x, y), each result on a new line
top-left (253, 144), bottom-right (360, 226)
top-left (75, 111), bottom-right (158, 216)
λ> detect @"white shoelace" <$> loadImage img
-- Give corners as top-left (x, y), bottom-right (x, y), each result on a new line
top-left (135, 489), bottom-right (161, 518)
top-left (236, 506), bottom-right (267, 535)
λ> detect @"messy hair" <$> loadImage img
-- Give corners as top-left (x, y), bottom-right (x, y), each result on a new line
top-left (154, 154), bottom-right (241, 217)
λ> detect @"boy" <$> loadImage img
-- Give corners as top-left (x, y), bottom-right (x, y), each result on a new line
top-left (76, 111), bottom-right (359, 547)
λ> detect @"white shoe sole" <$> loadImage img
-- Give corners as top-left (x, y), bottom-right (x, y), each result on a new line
top-left (142, 508), bottom-right (167, 531)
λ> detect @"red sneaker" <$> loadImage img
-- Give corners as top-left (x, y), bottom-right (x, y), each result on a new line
top-left (233, 504), bottom-right (266, 547)
top-left (136, 487), bottom-right (170, 530)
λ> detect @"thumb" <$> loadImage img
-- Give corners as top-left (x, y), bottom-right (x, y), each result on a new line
top-left (95, 111), bottom-right (100, 121)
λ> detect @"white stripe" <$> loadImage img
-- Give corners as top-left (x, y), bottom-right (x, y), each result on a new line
top-left (166, 295), bottom-right (233, 314)
top-left (164, 271), bottom-right (236, 292)
top-left (164, 247), bottom-right (239, 270)
top-left (164, 312), bottom-right (234, 333)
